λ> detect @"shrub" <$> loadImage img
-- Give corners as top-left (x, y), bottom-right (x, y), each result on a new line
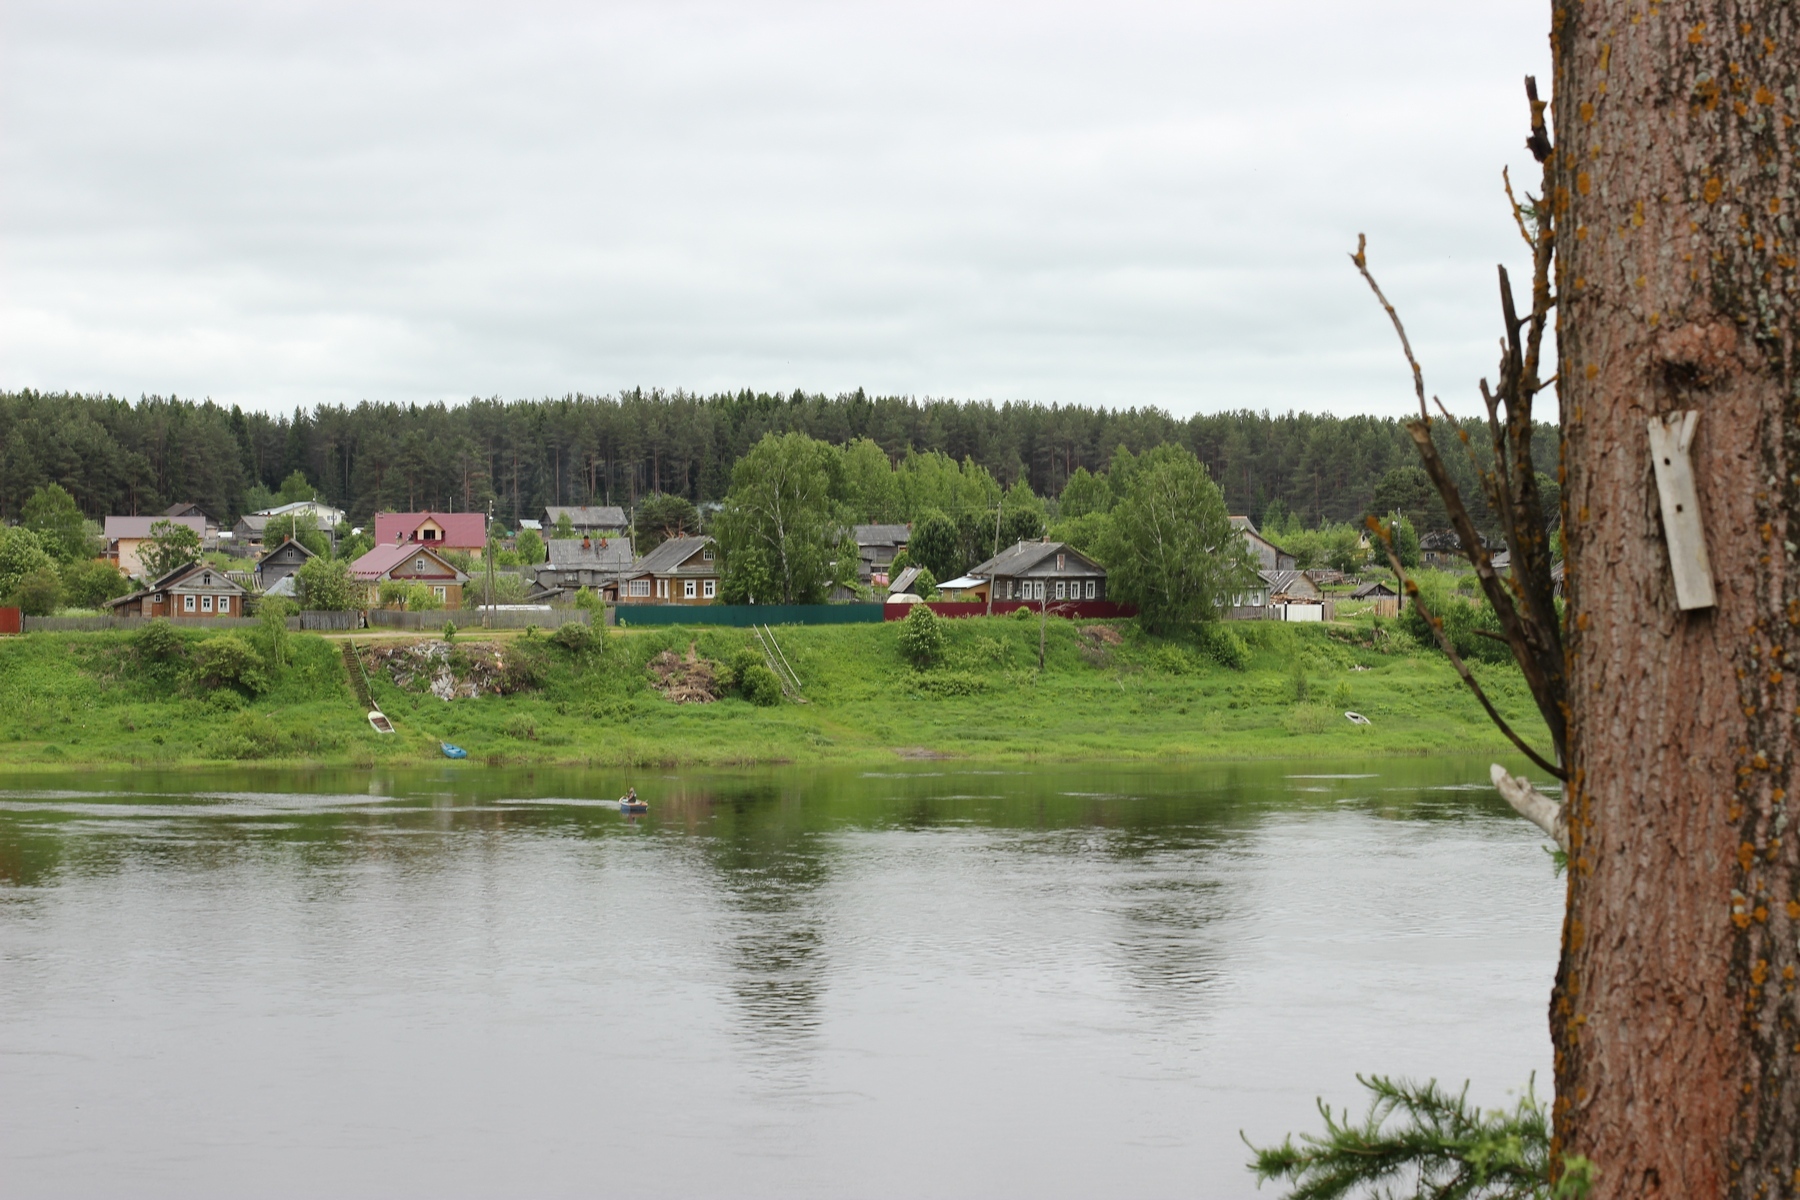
top-left (0, 527), bottom-right (56, 599)
top-left (193, 634), bottom-right (270, 695)
top-left (1193, 622), bottom-right (1249, 670)
top-left (134, 618), bottom-right (185, 667)
top-left (12, 566), bottom-right (63, 616)
top-left (573, 586), bottom-right (603, 614)
top-left (202, 712), bottom-right (283, 760)
top-left (910, 566), bottom-right (939, 599)
top-left (738, 663), bottom-right (783, 706)
top-left (498, 644), bottom-right (550, 693)
top-left (60, 559), bottom-right (130, 609)
top-left (295, 557), bottom-right (360, 611)
top-left (552, 621), bottom-right (594, 654)
top-left (502, 713), bottom-right (538, 740)
top-left (1012, 604), bottom-right (1035, 621)
top-left (897, 602), bottom-right (944, 667)
top-left (443, 620), bottom-right (458, 643)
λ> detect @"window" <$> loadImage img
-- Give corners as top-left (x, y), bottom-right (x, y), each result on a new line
top-left (684, 579), bottom-right (696, 599)
top-left (218, 596), bottom-right (231, 614)
top-left (434, 586), bottom-right (447, 600)
top-left (1057, 554), bottom-right (1065, 571)
top-left (1085, 580), bottom-right (1096, 599)
top-left (1055, 581), bottom-right (1066, 600)
top-left (629, 579), bottom-right (651, 597)
top-left (422, 528), bottom-right (436, 540)
top-left (702, 547), bottom-right (714, 561)
top-left (415, 558), bottom-right (427, 572)
top-left (202, 595), bottom-right (214, 612)
top-left (183, 595), bottom-right (196, 612)
top-left (703, 579), bottom-right (716, 598)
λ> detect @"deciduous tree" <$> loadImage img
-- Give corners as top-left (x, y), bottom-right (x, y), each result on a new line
top-left (716, 432), bottom-right (855, 604)
top-left (1101, 446), bottom-right (1256, 631)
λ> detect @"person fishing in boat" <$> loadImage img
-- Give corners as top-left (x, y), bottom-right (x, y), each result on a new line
top-left (625, 787), bottom-right (637, 804)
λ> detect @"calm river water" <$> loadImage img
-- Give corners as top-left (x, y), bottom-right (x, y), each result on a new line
top-left (0, 759), bottom-right (1560, 1198)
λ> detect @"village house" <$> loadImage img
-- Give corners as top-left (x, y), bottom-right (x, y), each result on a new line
top-left (617, 535), bottom-right (720, 605)
top-left (530, 535), bottom-right (635, 602)
top-left (969, 540), bottom-right (1107, 604)
top-left (853, 524), bottom-right (910, 583)
top-left (371, 511), bottom-right (488, 552)
top-left (1419, 529), bottom-right (1486, 569)
top-left (163, 502), bottom-right (219, 539)
top-left (107, 562), bottom-right (250, 619)
top-left (1351, 578), bottom-right (1402, 618)
top-left (543, 505), bottom-right (629, 537)
top-left (231, 500), bottom-right (345, 551)
top-left (104, 514), bottom-right (208, 578)
top-left (349, 543), bottom-right (471, 607)
top-left (255, 536), bottom-right (316, 592)
top-left (1230, 516), bottom-right (1298, 571)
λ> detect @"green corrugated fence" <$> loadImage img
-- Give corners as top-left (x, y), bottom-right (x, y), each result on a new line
top-left (613, 603), bottom-right (885, 627)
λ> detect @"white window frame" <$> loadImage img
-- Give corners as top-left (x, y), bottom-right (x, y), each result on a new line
top-left (702, 547), bottom-right (714, 561)
top-left (201, 594), bottom-right (214, 612)
top-left (1085, 580), bottom-right (1096, 599)
top-left (415, 558), bottom-right (427, 572)
top-left (218, 596), bottom-right (231, 614)
top-left (628, 579), bottom-right (650, 597)
top-left (684, 579), bottom-right (696, 599)
top-left (183, 594), bottom-right (196, 612)
top-left (703, 579), bottom-right (716, 598)
top-left (434, 586), bottom-right (447, 600)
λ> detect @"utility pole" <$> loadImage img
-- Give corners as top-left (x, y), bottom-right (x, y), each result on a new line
top-left (986, 498), bottom-right (1003, 616)
top-left (484, 499), bottom-right (495, 629)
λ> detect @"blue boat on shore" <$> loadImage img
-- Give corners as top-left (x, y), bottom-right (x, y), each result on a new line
top-left (441, 743), bottom-right (467, 759)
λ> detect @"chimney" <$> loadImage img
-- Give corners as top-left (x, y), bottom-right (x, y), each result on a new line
top-left (582, 535), bottom-right (591, 550)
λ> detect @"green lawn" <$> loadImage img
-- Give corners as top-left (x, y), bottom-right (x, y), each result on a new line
top-left (0, 615), bottom-right (1549, 771)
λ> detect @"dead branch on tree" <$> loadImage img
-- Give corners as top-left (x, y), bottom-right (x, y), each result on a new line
top-left (1350, 77), bottom-right (1569, 799)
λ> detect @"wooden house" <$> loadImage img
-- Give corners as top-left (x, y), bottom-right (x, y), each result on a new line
top-left (1350, 578), bottom-right (1401, 618)
top-left (105, 515), bottom-right (209, 578)
top-left (531, 535), bottom-right (636, 601)
top-left (969, 540), bottom-right (1106, 603)
top-left (255, 537), bottom-right (316, 592)
top-left (107, 562), bottom-right (250, 618)
top-left (853, 524), bottom-right (910, 583)
top-left (543, 505), bottom-right (629, 537)
top-left (372, 511), bottom-right (488, 552)
top-left (349, 543), bottom-right (470, 607)
top-left (617, 536), bottom-right (719, 604)
top-left (1229, 516), bottom-right (1297, 571)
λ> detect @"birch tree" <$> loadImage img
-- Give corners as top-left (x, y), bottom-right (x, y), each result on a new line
top-left (1101, 445), bottom-right (1256, 631)
top-left (716, 432), bottom-right (855, 604)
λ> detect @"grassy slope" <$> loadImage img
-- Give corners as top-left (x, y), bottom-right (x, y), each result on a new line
top-left (0, 616), bottom-right (1549, 770)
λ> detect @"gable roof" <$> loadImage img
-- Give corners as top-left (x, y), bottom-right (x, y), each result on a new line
top-left (164, 502), bottom-right (212, 520)
top-left (106, 561), bottom-right (248, 609)
top-left (1350, 580), bottom-right (1399, 598)
top-left (1260, 569), bottom-right (1319, 597)
top-left (546, 537), bottom-right (635, 571)
top-left (1229, 515), bottom-right (1259, 534)
top-left (544, 505), bottom-right (628, 529)
top-left (255, 537), bottom-right (317, 567)
top-left (969, 540), bottom-right (1105, 579)
top-left (105, 514), bottom-right (207, 541)
top-left (887, 565), bottom-right (923, 595)
top-left (853, 523), bottom-right (911, 547)
top-left (372, 511), bottom-right (488, 549)
top-left (631, 535), bottom-right (716, 575)
top-left (348, 542), bottom-right (470, 582)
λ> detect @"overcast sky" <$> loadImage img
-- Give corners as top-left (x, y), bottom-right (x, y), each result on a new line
top-left (1, 1), bottom-right (1551, 418)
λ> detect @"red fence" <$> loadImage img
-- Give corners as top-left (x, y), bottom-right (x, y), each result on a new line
top-left (883, 600), bottom-right (1136, 621)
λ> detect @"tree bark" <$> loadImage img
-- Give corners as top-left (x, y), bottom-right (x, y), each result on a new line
top-left (1554, 2), bottom-right (1798, 1195)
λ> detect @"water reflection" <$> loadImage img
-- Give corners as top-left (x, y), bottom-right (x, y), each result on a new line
top-left (0, 758), bottom-right (1557, 1199)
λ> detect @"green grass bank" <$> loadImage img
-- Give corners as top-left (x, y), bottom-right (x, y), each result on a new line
top-left (0, 614), bottom-right (1549, 771)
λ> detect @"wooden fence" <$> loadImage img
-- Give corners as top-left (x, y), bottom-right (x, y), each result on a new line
top-left (366, 607), bottom-right (593, 630)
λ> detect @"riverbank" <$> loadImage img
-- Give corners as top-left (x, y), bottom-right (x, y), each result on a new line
top-left (0, 615), bottom-right (1547, 771)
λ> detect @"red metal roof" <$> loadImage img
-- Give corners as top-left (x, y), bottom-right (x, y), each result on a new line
top-left (372, 511), bottom-right (487, 550)
top-left (349, 542), bottom-right (467, 582)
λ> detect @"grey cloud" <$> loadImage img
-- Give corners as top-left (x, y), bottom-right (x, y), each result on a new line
top-left (1, 0), bottom-right (1553, 417)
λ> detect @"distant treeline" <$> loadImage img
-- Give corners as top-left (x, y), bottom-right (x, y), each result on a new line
top-left (0, 388), bottom-right (1557, 532)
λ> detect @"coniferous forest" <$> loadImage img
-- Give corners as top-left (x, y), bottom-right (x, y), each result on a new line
top-left (0, 388), bottom-right (1555, 533)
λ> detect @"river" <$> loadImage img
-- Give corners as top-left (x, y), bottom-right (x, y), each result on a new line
top-left (0, 759), bottom-right (1560, 1198)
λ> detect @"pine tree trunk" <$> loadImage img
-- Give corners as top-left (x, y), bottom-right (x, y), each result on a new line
top-left (1554, 2), bottom-right (1799, 1194)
